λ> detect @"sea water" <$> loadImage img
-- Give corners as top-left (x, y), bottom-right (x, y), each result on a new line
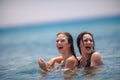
top-left (0, 16), bottom-right (120, 80)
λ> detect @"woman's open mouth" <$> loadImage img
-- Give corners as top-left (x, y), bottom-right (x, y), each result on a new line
top-left (85, 46), bottom-right (92, 51)
top-left (58, 46), bottom-right (63, 49)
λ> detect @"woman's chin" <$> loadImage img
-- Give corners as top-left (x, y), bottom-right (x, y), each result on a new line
top-left (86, 50), bottom-right (92, 54)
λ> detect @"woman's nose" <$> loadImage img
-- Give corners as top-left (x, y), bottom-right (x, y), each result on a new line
top-left (58, 40), bottom-right (62, 44)
top-left (87, 40), bottom-right (91, 43)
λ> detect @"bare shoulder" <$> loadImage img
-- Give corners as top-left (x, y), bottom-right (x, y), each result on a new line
top-left (92, 51), bottom-right (102, 58)
top-left (91, 51), bottom-right (103, 66)
top-left (66, 56), bottom-right (77, 65)
top-left (65, 56), bottom-right (77, 69)
top-left (67, 56), bottom-right (77, 62)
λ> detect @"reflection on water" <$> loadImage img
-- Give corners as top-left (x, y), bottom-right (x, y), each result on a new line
top-left (39, 66), bottom-right (104, 80)
top-left (39, 71), bottom-right (48, 80)
top-left (39, 69), bottom-right (78, 80)
top-left (82, 67), bottom-right (103, 76)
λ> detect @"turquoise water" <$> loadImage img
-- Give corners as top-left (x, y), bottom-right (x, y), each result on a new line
top-left (0, 16), bottom-right (120, 80)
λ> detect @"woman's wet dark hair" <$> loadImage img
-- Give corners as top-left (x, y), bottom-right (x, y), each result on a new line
top-left (57, 32), bottom-right (77, 60)
top-left (77, 31), bottom-right (95, 55)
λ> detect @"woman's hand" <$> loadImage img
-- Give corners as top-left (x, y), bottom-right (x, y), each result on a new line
top-left (38, 58), bottom-right (48, 72)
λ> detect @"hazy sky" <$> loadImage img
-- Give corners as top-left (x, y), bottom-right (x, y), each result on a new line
top-left (0, 0), bottom-right (120, 28)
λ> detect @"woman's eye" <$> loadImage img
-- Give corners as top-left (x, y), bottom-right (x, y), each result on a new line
top-left (56, 39), bottom-right (65, 43)
top-left (83, 39), bottom-right (88, 42)
top-left (56, 40), bottom-right (59, 42)
top-left (83, 39), bottom-right (93, 42)
top-left (61, 39), bottom-right (65, 42)
top-left (90, 39), bottom-right (93, 42)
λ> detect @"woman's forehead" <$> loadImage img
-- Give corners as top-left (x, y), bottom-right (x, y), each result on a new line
top-left (83, 34), bottom-right (92, 39)
top-left (57, 34), bottom-right (68, 39)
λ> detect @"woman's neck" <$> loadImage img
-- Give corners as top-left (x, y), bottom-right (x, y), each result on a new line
top-left (61, 51), bottom-right (72, 61)
top-left (81, 52), bottom-right (90, 60)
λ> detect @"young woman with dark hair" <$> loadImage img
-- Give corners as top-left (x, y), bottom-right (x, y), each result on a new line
top-left (77, 31), bottom-right (103, 67)
top-left (38, 32), bottom-right (78, 72)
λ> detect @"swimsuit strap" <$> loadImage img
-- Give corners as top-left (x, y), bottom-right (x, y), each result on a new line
top-left (77, 51), bottom-right (95, 68)
top-left (85, 51), bottom-right (95, 67)
top-left (77, 59), bottom-right (81, 68)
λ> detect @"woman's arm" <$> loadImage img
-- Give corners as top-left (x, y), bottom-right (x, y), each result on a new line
top-left (47, 56), bottom-right (63, 68)
top-left (38, 56), bottom-right (63, 72)
top-left (65, 56), bottom-right (77, 69)
top-left (91, 52), bottom-right (103, 67)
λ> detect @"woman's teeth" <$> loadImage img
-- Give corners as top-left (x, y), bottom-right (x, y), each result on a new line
top-left (58, 47), bottom-right (63, 49)
top-left (85, 47), bottom-right (91, 51)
